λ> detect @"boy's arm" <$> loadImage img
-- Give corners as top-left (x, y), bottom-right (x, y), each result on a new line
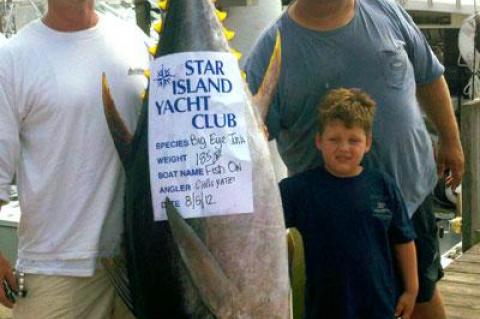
top-left (394, 241), bottom-right (418, 319)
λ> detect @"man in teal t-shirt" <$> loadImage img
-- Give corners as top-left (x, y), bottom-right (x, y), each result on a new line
top-left (245, 0), bottom-right (464, 318)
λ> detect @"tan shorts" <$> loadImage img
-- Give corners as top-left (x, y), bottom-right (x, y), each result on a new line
top-left (12, 269), bottom-right (134, 319)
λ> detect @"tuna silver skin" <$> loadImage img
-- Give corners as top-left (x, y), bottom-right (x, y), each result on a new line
top-left (102, 0), bottom-right (289, 318)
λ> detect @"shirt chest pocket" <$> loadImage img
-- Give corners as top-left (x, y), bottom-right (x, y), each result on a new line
top-left (378, 40), bottom-right (409, 89)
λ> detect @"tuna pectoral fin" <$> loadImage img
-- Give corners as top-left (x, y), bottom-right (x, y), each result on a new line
top-left (252, 30), bottom-right (282, 123)
top-left (101, 254), bottom-right (133, 312)
top-left (102, 73), bottom-right (133, 167)
top-left (165, 200), bottom-right (240, 317)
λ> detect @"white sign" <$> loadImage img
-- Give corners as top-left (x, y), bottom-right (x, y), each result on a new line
top-left (148, 51), bottom-right (253, 221)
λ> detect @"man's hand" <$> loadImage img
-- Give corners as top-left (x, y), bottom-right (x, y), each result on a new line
top-left (436, 139), bottom-right (464, 191)
top-left (395, 291), bottom-right (417, 319)
top-left (0, 253), bottom-right (17, 308)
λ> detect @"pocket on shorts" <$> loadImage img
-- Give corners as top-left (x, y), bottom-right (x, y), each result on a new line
top-left (378, 40), bottom-right (408, 89)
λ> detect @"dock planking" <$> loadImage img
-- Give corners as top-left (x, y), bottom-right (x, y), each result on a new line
top-left (438, 243), bottom-right (480, 318)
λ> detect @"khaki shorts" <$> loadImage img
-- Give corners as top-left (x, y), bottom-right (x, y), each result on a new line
top-left (12, 269), bottom-right (134, 319)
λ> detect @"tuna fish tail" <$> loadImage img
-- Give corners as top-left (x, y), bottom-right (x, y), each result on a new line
top-left (102, 73), bottom-right (134, 167)
top-left (165, 200), bottom-right (245, 318)
top-left (252, 30), bottom-right (282, 122)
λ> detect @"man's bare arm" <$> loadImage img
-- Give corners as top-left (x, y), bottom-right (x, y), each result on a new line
top-left (417, 76), bottom-right (464, 190)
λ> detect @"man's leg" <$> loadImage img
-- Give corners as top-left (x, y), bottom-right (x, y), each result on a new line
top-left (410, 195), bottom-right (447, 319)
top-left (111, 288), bottom-right (135, 319)
top-left (12, 273), bottom-right (79, 319)
top-left (12, 268), bottom-right (133, 319)
top-left (411, 288), bottom-right (446, 319)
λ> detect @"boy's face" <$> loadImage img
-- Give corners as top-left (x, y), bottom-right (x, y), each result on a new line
top-left (315, 120), bottom-right (372, 177)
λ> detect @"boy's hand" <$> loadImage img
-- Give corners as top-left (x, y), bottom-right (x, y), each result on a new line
top-left (395, 291), bottom-right (417, 319)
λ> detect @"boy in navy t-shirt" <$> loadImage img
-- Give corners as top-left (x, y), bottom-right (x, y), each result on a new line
top-left (280, 88), bottom-right (418, 319)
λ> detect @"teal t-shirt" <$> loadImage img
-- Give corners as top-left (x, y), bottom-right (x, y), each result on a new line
top-left (245, 0), bottom-right (443, 216)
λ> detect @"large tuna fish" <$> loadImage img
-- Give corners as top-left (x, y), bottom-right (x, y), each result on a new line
top-left (101, 0), bottom-right (290, 318)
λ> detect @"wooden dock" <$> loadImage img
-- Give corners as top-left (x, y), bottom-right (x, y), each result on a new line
top-left (438, 242), bottom-right (480, 319)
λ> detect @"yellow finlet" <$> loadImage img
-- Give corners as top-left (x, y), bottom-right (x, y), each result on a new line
top-left (140, 89), bottom-right (147, 100)
top-left (152, 19), bottom-right (163, 34)
top-left (215, 9), bottom-right (227, 22)
top-left (223, 26), bottom-right (235, 41)
top-left (148, 46), bottom-right (158, 56)
top-left (241, 71), bottom-right (247, 81)
top-left (230, 48), bottom-right (242, 60)
top-left (158, 0), bottom-right (168, 10)
top-left (144, 69), bottom-right (151, 78)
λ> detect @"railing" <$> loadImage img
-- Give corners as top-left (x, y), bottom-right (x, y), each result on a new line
top-left (460, 99), bottom-right (480, 251)
top-left (404, 0), bottom-right (476, 15)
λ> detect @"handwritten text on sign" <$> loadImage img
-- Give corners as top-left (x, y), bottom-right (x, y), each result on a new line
top-left (148, 52), bottom-right (253, 221)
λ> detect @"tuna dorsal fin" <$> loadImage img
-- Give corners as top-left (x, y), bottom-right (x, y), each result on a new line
top-left (165, 200), bottom-right (242, 317)
top-left (102, 73), bottom-right (133, 167)
top-left (252, 31), bottom-right (282, 122)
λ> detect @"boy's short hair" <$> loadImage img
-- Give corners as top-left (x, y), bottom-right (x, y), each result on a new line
top-left (317, 88), bottom-right (376, 134)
